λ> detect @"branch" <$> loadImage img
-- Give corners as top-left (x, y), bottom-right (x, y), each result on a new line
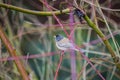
top-left (74, 7), bottom-right (120, 69)
top-left (0, 25), bottom-right (29, 80)
top-left (83, 15), bottom-right (120, 69)
top-left (0, 3), bottom-right (70, 16)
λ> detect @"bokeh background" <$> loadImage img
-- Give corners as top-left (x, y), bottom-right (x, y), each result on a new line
top-left (0, 0), bottom-right (120, 80)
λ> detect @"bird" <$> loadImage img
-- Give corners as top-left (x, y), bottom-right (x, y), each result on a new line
top-left (54, 34), bottom-right (85, 52)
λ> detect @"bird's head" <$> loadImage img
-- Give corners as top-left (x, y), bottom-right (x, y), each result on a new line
top-left (54, 34), bottom-right (64, 42)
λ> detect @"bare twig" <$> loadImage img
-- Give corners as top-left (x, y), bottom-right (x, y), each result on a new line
top-left (0, 26), bottom-right (29, 80)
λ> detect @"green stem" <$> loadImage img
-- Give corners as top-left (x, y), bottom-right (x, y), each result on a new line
top-left (0, 3), bottom-right (70, 16)
top-left (84, 15), bottom-right (120, 69)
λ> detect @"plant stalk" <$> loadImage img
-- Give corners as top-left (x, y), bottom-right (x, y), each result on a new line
top-left (0, 26), bottom-right (29, 80)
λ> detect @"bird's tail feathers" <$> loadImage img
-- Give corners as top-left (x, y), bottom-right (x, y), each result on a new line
top-left (73, 48), bottom-right (89, 53)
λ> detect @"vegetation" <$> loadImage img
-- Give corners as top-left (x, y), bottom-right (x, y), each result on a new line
top-left (0, 0), bottom-right (120, 80)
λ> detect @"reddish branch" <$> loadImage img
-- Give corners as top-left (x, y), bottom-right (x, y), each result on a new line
top-left (54, 51), bottom-right (64, 80)
top-left (0, 26), bottom-right (29, 80)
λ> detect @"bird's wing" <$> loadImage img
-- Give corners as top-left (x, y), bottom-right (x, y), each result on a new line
top-left (57, 38), bottom-right (73, 48)
top-left (57, 42), bottom-right (72, 48)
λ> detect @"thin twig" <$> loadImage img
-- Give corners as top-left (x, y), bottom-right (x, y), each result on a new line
top-left (54, 51), bottom-right (64, 80)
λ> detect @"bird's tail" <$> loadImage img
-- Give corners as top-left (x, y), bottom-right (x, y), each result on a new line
top-left (73, 48), bottom-right (89, 53)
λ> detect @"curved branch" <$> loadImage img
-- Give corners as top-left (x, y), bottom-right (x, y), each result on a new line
top-left (0, 3), bottom-right (70, 16)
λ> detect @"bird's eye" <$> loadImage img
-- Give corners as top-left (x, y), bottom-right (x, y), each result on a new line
top-left (56, 34), bottom-right (60, 37)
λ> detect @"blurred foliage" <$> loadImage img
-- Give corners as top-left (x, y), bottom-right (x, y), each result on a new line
top-left (0, 0), bottom-right (120, 80)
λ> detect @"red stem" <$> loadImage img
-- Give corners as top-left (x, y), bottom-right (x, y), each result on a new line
top-left (54, 51), bottom-right (64, 80)
top-left (0, 26), bottom-right (29, 80)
